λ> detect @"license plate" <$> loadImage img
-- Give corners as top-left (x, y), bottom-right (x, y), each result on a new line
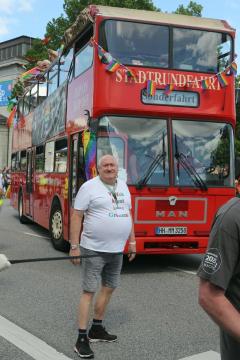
top-left (155, 227), bottom-right (187, 235)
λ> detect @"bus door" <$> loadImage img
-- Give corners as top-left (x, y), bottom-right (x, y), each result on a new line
top-left (69, 133), bottom-right (85, 208)
top-left (25, 148), bottom-right (34, 218)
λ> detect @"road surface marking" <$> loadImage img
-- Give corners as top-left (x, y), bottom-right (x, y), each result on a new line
top-left (23, 232), bottom-right (50, 239)
top-left (0, 315), bottom-right (73, 360)
top-left (179, 350), bottom-right (220, 360)
top-left (168, 266), bottom-right (197, 275)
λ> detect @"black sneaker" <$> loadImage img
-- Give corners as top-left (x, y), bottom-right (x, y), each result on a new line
top-left (88, 326), bottom-right (117, 343)
top-left (74, 335), bottom-right (94, 358)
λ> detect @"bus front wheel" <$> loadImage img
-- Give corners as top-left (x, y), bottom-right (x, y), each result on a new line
top-left (49, 204), bottom-right (69, 252)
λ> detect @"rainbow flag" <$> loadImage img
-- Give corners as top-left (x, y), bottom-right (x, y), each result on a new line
top-left (106, 60), bottom-right (121, 73)
top-left (201, 78), bottom-right (210, 90)
top-left (98, 46), bottom-right (113, 65)
top-left (82, 131), bottom-right (97, 180)
top-left (229, 61), bottom-right (237, 76)
top-left (217, 72), bottom-right (228, 87)
top-left (164, 83), bottom-right (174, 95)
top-left (21, 67), bottom-right (41, 80)
top-left (146, 80), bottom-right (156, 96)
top-left (6, 106), bottom-right (17, 127)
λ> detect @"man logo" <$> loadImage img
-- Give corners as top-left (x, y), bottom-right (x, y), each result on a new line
top-left (169, 196), bottom-right (177, 206)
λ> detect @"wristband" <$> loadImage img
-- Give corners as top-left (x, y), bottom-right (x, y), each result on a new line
top-left (129, 241), bottom-right (136, 245)
top-left (70, 244), bottom-right (80, 250)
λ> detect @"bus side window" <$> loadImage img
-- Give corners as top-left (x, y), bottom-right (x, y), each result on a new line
top-left (47, 61), bottom-right (59, 96)
top-left (30, 85), bottom-right (38, 111)
top-left (15, 152), bottom-right (21, 171)
top-left (20, 150), bottom-right (27, 171)
top-left (74, 26), bottom-right (93, 78)
top-left (11, 153), bottom-right (17, 171)
top-left (35, 145), bottom-right (45, 172)
top-left (74, 44), bottom-right (93, 77)
top-left (55, 138), bottom-right (67, 173)
top-left (24, 90), bottom-right (30, 116)
top-left (38, 82), bottom-right (47, 105)
top-left (59, 48), bottom-right (74, 85)
top-left (45, 141), bottom-right (54, 173)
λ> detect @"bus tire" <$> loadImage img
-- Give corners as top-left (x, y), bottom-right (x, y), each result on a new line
top-left (18, 192), bottom-right (30, 224)
top-left (49, 204), bottom-right (69, 252)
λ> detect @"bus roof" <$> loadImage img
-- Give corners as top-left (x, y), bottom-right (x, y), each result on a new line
top-left (63, 5), bottom-right (235, 52)
top-left (93, 5), bottom-right (235, 33)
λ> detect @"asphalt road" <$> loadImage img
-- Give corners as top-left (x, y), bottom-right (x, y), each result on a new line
top-left (0, 200), bottom-right (219, 360)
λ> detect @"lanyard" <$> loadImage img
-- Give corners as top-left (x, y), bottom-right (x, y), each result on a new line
top-left (100, 178), bottom-right (118, 203)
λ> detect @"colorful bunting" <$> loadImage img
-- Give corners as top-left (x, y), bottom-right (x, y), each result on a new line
top-left (21, 67), bottom-right (41, 80)
top-left (217, 72), bottom-right (228, 88)
top-left (82, 131), bottom-right (97, 180)
top-left (106, 60), bottom-right (121, 73)
top-left (146, 80), bottom-right (156, 96)
top-left (164, 83), bottom-right (174, 95)
top-left (229, 61), bottom-right (237, 76)
top-left (201, 78), bottom-right (210, 90)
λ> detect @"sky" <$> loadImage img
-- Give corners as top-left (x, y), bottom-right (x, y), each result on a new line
top-left (0, 0), bottom-right (239, 72)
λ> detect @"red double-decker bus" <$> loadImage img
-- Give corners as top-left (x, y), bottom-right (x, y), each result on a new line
top-left (10, 5), bottom-right (236, 254)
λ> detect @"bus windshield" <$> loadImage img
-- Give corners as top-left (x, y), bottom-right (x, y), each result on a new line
top-left (100, 20), bottom-right (232, 72)
top-left (97, 116), bottom-right (169, 186)
top-left (173, 120), bottom-right (234, 187)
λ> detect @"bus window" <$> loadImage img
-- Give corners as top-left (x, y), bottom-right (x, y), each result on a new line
top-left (35, 145), bottom-right (45, 172)
top-left (45, 141), bottom-right (54, 173)
top-left (55, 138), bottom-right (67, 173)
top-left (38, 82), bottom-right (47, 105)
top-left (59, 48), bottom-right (74, 84)
top-left (30, 85), bottom-right (38, 111)
top-left (11, 153), bottom-right (17, 171)
top-left (15, 152), bottom-right (21, 171)
top-left (173, 29), bottom-right (232, 73)
top-left (100, 20), bottom-right (169, 68)
top-left (48, 61), bottom-right (59, 95)
top-left (75, 44), bottom-right (93, 77)
top-left (24, 90), bottom-right (30, 115)
top-left (20, 150), bottom-right (27, 171)
top-left (217, 35), bottom-right (232, 72)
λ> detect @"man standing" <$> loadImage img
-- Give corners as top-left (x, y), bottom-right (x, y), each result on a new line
top-left (70, 154), bottom-right (136, 359)
top-left (198, 197), bottom-right (240, 360)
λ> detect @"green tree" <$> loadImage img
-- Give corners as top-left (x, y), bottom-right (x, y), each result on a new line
top-left (174, 1), bottom-right (203, 16)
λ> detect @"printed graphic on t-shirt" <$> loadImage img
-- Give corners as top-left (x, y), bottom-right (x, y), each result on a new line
top-left (201, 248), bottom-right (222, 274)
top-left (108, 191), bottom-right (130, 216)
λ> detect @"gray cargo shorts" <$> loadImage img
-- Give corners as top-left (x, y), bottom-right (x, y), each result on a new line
top-left (80, 246), bottom-right (123, 293)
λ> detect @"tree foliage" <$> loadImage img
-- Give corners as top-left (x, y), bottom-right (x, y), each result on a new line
top-left (174, 1), bottom-right (203, 16)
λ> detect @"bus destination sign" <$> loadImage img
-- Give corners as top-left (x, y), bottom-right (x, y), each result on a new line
top-left (142, 89), bottom-right (199, 108)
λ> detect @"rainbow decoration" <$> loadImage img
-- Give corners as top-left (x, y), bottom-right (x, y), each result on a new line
top-left (21, 67), bottom-right (41, 80)
top-left (82, 131), bottom-right (97, 180)
top-left (164, 83), bottom-right (174, 95)
top-left (201, 78), bottom-right (210, 90)
top-left (229, 61), bottom-right (237, 76)
top-left (217, 72), bottom-right (228, 88)
top-left (146, 80), bottom-right (156, 96)
top-left (6, 106), bottom-right (17, 128)
top-left (106, 60), bottom-right (121, 73)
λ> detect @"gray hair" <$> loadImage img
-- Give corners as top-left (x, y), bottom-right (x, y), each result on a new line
top-left (97, 154), bottom-right (118, 168)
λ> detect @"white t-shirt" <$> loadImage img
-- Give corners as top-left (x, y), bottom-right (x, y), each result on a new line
top-left (74, 176), bottom-right (132, 252)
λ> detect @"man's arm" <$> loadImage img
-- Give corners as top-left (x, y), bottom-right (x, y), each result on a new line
top-left (199, 278), bottom-right (240, 341)
top-left (127, 213), bottom-right (136, 262)
top-left (69, 209), bottom-right (84, 264)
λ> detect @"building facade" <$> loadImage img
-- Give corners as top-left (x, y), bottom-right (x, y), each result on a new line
top-left (0, 36), bottom-right (34, 169)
